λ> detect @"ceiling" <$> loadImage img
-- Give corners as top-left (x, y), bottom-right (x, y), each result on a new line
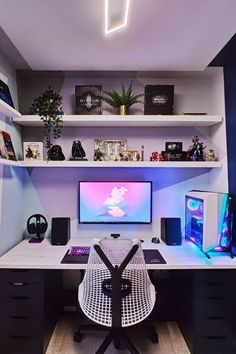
top-left (0, 0), bottom-right (236, 71)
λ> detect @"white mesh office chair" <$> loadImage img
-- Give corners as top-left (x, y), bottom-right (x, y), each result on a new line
top-left (74, 238), bottom-right (158, 354)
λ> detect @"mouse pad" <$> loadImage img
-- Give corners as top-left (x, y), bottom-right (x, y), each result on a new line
top-left (61, 249), bottom-right (166, 264)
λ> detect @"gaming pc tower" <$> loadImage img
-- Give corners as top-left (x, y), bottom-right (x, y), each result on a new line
top-left (185, 191), bottom-right (232, 254)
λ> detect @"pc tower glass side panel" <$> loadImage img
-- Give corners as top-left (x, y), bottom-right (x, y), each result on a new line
top-left (185, 196), bottom-right (203, 249)
top-left (217, 194), bottom-right (232, 251)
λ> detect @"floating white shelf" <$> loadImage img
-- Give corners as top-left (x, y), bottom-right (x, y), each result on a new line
top-left (18, 160), bottom-right (222, 168)
top-left (13, 114), bottom-right (222, 127)
top-left (0, 99), bottom-right (21, 119)
top-left (0, 158), bottom-right (19, 167)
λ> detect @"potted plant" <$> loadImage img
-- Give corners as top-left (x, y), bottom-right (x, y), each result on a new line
top-left (103, 81), bottom-right (143, 115)
top-left (30, 87), bottom-right (63, 154)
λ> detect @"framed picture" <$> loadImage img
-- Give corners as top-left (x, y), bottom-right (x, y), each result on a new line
top-left (121, 150), bottom-right (140, 161)
top-left (0, 130), bottom-right (17, 160)
top-left (165, 142), bottom-right (182, 153)
top-left (94, 139), bottom-right (127, 161)
top-left (23, 142), bottom-right (43, 160)
top-left (75, 85), bottom-right (102, 115)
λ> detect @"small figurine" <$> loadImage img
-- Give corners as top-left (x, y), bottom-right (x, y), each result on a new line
top-left (70, 139), bottom-right (87, 161)
top-left (187, 136), bottom-right (206, 161)
top-left (141, 145), bottom-right (144, 161)
top-left (94, 148), bottom-right (104, 161)
top-left (136, 153), bottom-right (140, 161)
top-left (206, 148), bottom-right (216, 161)
top-left (158, 153), bottom-right (164, 161)
top-left (48, 145), bottom-right (65, 161)
top-left (150, 151), bottom-right (159, 161)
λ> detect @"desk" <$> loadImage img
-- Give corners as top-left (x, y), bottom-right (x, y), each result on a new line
top-left (1, 239), bottom-right (236, 354)
top-left (0, 238), bottom-right (236, 270)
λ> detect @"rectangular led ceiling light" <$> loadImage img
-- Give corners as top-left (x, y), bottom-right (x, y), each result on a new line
top-left (105, 0), bottom-right (131, 34)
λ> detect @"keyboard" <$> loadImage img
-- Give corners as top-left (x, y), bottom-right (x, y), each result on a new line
top-left (68, 246), bottom-right (91, 256)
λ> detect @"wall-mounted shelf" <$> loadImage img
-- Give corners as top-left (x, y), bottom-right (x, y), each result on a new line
top-left (17, 160), bottom-right (222, 168)
top-left (13, 114), bottom-right (222, 127)
top-left (0, 158), bottom-right (19, 167)
top-left (0, 99), bottom-right (21, 119)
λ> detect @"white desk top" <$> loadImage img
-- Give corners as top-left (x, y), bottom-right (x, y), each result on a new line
top-left (0, 238), bottom-right (236, 270)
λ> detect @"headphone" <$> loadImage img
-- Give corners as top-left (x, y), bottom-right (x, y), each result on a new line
top-left (27, 214), bottom-right (48, 238)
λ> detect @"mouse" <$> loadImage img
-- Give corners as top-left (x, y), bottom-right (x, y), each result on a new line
top-left (151, 237), bottom-right (160, 244)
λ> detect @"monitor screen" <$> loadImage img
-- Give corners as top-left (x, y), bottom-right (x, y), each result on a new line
top-left (79, 181), bottom-right (152, 224)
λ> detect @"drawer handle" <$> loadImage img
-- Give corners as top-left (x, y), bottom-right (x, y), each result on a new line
top-left (207, 296), bottom-right (224, 300)
top-left (10, 296), bottom-right (29, 300)
top-left (206, 336), bottom-right (227, 340)
top-left (10, 335), bottom-right (31, 339)
top-left (9, 282), bottom-right (29, 286)
top-left (10, 315), bottom-right (29, 320)
top-left (206, 316), bottom-right (226, 320)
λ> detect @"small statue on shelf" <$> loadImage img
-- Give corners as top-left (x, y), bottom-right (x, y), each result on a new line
top-left (206, 148), bottom-right (216, 161)
top-left (48, 145), bottom-right (65, 161)
top-left (94, 148), bottom-right (104, 161)
top-left (187, 136), bottom-right (206, 161)
top-left (158, 153), bottom-right (164, 161)
top-left (70, 139), bottom-right (88, 161)
top-left (150, 151), bottom-right (159, 161)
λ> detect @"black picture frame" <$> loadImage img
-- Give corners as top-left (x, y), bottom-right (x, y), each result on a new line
top-left (165, 142), bottom-right (183, 153)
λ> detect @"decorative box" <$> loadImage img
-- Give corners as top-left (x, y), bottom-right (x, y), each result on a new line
top-left (0, 79), bottom-right (14, 108)
top-left (144, 85), bottom-right (174, 115)
top-left (75, 85), bottom-right (102, 115)
top-left (161, 151), bottom-right (187, 161)
top-left (0, 130), bottom-right (17, 160)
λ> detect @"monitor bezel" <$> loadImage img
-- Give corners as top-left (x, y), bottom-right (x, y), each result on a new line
top-left (78, 180), bottom-right (153, 224)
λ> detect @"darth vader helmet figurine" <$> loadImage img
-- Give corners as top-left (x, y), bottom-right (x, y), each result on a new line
top-left (70, 139), bottom-right (88, 161)
top-left (48, 145), bottom-right (65, 161)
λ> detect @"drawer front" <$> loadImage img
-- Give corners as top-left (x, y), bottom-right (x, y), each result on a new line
top-left (0, 295), bottom-right (43, 316)
top-left (0, 282), bottom-right (43, 298)
top-left (194, 281), bottom-right (235, 297)
top-left (0, 269), bottom-right (43, 284)
top-left (0, 336), bottom-right (42, 354)
top-left (194, 315), bottom-right (235, 337)
top-left (194, 336), bottom-right (236, 354)
top-left (195, 296), bottom-right (233, 317)
top-left (2, 315), bottom-right (42, 337)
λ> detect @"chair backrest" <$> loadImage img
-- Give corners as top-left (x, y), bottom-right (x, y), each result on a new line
top-left (78, 238), bottom-right (156, 328)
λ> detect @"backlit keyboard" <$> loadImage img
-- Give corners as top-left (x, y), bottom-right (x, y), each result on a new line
top-left (68, 246), bottom-right (91, 256)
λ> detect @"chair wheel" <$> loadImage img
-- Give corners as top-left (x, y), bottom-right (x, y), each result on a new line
top-left (151, 332), bottom-right (158, 343)
top-left (74, 331), bottom-right (82, 342)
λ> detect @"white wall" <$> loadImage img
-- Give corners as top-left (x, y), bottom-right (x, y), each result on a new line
top-left (0, 51), bottom-right (26, 256)
top-left (20, 68), bottom-right (228, 241)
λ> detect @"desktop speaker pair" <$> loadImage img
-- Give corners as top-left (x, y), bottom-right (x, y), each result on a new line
top-left (51, 217), bottom-right (71, 245)
top-left (161, 217), bottom-right (182, 246)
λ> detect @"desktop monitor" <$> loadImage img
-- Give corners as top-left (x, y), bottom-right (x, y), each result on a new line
top-left (79, 181), bottom-right (152, 224)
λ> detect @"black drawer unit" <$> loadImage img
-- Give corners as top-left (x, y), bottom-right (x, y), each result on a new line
top-left (0, 269), bottom-right (62, 354)
top-left (174, 269), bottom-right (236, 354)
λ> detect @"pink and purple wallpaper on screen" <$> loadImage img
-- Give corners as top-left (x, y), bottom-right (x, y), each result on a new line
top-left (79, 181), bottom-right (152, 223)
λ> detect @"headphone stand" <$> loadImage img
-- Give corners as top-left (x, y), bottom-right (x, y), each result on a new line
top-left (28, 236), bottom-right (44, 243)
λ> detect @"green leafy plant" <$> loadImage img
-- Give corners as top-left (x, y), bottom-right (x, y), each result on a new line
top-left (30, 87), bottom-right (63, 151)
top-left (103, 81), bottom-right (143, 110)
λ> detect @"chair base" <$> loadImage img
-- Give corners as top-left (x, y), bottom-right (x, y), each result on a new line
top-left (74, 323), bottom-right (158, 353)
